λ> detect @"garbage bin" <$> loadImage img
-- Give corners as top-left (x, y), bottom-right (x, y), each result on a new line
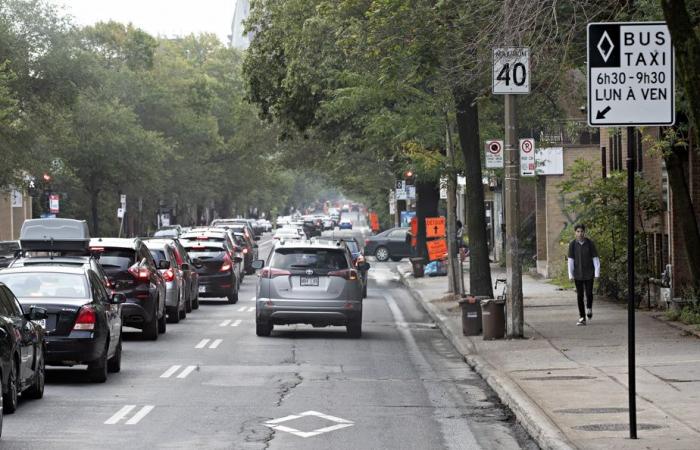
top-left (480, 298), bottom-right (506, 340)
top-left (458, 295), bottom-right (488, 336)
top-left (409, 257), bottom-right (425, 278)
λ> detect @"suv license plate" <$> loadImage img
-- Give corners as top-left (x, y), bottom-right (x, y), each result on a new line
top-left (300, 276), bottom-right (319, 287)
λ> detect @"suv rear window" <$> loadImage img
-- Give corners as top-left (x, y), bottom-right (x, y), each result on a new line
top-left (0, 272), bottom-right (89, 298)
top-left (97, 249), bottom-right (135, 270)
top-left (271, 248), bottom-right (348, 272)
top-left (149, 249), bottom-right (168, 264)
top-left (183, 242), bottom-right (225, 258)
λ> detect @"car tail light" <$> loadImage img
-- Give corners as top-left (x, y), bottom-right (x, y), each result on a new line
top-left (260, 267), bottom-right (291, 278)
top-left (328, 269), bottom-right (358, 280)
top-left (129, 265), bottom-right (151, 282)
top-left (220, 254), bottom-right (232, 272)
top-left (162, 268), bottom-right (176, 282)
top-left (73, 306), bottom-right (96, 331)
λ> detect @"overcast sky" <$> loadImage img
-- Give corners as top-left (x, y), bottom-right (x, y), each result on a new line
top-left (48, 0), bottom-right (237, 44)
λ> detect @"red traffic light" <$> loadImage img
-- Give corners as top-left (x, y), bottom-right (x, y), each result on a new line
top-left (42, 173), bottom-right (52, 182)
top-left (405, 170), bottom-right (414, 178)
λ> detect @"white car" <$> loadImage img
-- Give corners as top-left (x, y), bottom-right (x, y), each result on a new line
top-left (273, 228), bottom-right (303, 241)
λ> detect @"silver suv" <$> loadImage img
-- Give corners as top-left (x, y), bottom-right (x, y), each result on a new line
top-left (253, 241), bottom-right (368, 338)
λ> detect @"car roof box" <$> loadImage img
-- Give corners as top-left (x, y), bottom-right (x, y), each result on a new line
top-left (19, 219), bottom-right (91, 253)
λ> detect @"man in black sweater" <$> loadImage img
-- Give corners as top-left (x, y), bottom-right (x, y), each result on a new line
top-left (567, 224), bottom-right (600, 326)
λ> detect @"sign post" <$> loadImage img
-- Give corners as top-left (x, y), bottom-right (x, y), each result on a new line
top-left (587, 21), bottom-right (674, 439)
top-left (519, 138), bottom-right (536, 177)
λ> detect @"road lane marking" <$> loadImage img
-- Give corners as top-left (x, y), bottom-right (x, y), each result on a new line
top-left (195, 339), bottom-right (210, 349)
top-left (177, 365), bottom-right (197, 379)
top-left (231, 319), bottom-right (242, 327)
top-left (125, 405), bottom-right (155, 425)
top-left (237, 306), bottom-right (246, 312)
top-left (209, 339), bottom-right (223, 349)
top-left (160, 365), bottom-right (182, 378)
top-left (264, 411), bottom-right (354, 438)
top-left (105, 405), bottom-right (136, 425)
top-left (220, 319), bottom-right (232, 327)
top-left (247, 306), bottom-right (255, 312)
top-left (249, 296), bottom-right (256, 302)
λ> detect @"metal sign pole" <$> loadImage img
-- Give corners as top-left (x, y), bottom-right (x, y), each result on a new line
top-left (626, 126), bottom-right (637, 439)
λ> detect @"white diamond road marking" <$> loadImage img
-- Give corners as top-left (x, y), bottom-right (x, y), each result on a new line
top-left (597, 31), bottom-right (614, 62)
top-left (264, 411), bottom-right (354, 438)
top-left (220, 319), bottom-right (232, 327)
top-left (231, 319), bottom-right (242, 327)
top-left (105, 405), bottom-right (154, 425)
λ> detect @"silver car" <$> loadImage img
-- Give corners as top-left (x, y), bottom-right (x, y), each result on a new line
top-left (145, 240), bottom-right (186, 323)
top-left (253, 241), bottom-right (369, 337)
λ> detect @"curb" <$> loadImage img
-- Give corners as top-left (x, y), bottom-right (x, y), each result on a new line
top-left (397, 269), bottom-right (575, 450)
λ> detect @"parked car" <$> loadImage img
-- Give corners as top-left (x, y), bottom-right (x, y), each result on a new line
top-left (364, 227), bottom-right (413, 262)
top-left (89, 238), bottom-right (167, 340)
top-left (253, 240), bottom-right (368, 337)
top-left (273, 228), bottom-right (303, 241)
top-left (144, 240), bottom-right (186, 323)
top-left (181, 240), bottom-right (240, 304)
top-left (0, 282), bottom-right (46, 414)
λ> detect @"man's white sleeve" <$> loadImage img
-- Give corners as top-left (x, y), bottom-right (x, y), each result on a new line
top-left (593, 257), bottom-right (600, 278)
top-left (568, 258), bottom-right (574, 279)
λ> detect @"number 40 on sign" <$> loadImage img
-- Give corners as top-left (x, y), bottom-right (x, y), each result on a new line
top-left (493, 48), bottom-right (530, 95)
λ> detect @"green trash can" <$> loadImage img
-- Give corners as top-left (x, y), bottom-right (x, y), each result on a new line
top-left (458, 295), bottom-right (488, 336)
top-left (481, 298), bottom-right (506, 340)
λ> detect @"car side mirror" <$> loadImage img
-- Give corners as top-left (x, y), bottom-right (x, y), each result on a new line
top-left (359, 262), bottom-right (371, 271)
top-left (180, 263), bottom-right (190, 271)
top-left (27, 306), bottom-right (48, 321)
top-left (158, 260), bottom-right (171, 270)
top-left (110, 293), bottom-right (127, 304)
top-left (251, 259), bottom-right (265, 270)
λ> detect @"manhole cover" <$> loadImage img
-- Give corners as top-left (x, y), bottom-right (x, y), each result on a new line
top-left (573, 423), bottom-right (665, 432)
top-left (555, 407), bottom-right (630, 414)
top-left (523, 375), bottom-right (596, 381)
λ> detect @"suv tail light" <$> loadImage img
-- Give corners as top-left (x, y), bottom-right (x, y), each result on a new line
top-left (162, 268), bottom-right (176, 282)
top-left (73, 306), bottom-right (96, 331)
top-left (129, 265), bottom-right (151, 282)
top-left (260, 267), bottom-right (291, 278)
top-left (220, 253), bottom-right (232, 272)
top-left (328, 269), bottom-right (358, 280)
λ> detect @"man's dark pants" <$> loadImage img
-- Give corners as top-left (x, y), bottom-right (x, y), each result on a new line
top-left (574, 279), bottom-right (594, 318)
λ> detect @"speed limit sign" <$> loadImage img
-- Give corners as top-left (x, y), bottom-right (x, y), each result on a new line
top-left (493, 48), bottom-right (530, 94)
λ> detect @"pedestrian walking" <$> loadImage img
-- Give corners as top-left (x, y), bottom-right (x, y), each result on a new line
top-left (567, 224), bottom-right (600, 326)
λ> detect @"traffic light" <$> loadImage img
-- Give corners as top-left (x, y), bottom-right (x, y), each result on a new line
top-left (404, 169), bottom-right (415, 185)
top-left (43, 173), bottom-right (52, 183)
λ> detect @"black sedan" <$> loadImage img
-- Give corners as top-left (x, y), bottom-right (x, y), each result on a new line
top-left (0, 266), bottom-right (125, 383)
top-left (364, 227), bottom-right (414, 262)
top-left (0, 282), bottom-right (47, 417)
top-left (181, 240), bottom-right (240, 304)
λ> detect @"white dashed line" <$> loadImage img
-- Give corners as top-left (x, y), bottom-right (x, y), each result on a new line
top-left (231, 319), bottom-right (242, 327)
top-left (195, 339), bottom-right (210, 349)
top-left (125, 405), bottom-right (155, 425)
top-left (249, 296), bottom-right (256, 302)
top-left (209, 339), bottom-right (223, 349)
top-left (160, 365), bottom-right (182, 378)
top-left (177, 365), bottom-right (197, 379)
top-left (219, 319), bottom-right (232, 327)
top-left (247, 306), bottom-right (255, 312)
top-left (237, 306), bottom-right (246, 312)
top-left (105, 405), bottom-right (136, 425)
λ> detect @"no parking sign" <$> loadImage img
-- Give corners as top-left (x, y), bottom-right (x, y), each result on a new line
top-left (519, 138), bottom-right (536, 176)
top-left (484, 140), bottom-right (504, 168)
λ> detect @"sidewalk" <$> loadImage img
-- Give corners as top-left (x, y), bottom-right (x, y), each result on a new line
top-left (396, 262), bottom-right (700, 450)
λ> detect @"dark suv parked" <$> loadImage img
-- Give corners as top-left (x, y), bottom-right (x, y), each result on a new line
top-left (90, 238), bottom-right (166, 340)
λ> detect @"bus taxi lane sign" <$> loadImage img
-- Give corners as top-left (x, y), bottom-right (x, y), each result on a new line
top-left (587, 22), bottom-right (674, 127)
top-left (519, 138), bottom-right (536, 177)
top-left (485, 140), bottom-right (504, 169)
top-left (425, 217), bottom-right (446, 238)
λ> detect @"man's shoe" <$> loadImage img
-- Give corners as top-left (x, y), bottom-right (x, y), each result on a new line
top-left (586, 308), bottom-right (592, 321)
top-left (577, 317), bottom-right (587, 326)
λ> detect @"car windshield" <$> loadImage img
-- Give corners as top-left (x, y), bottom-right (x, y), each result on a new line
top-left (271, 248), bottom-right (348, 271)
top-left (149, 249), bottom-right (168, 264)
top-left (0, 272), bottom-right (89, 299)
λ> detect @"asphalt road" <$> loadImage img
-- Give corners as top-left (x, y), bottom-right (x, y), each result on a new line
top-left (2, 230), bottom-right (536, 449)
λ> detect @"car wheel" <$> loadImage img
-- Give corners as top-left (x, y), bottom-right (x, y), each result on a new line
top-left (168, 304), bottom-right (180, 324)
top-left (256, 321), bottom-right (272, 337)
top-left (227, 288), bottom-right (239, 304)
top-left (141, 306), bottom-right (159, 341)
top-left (179, 305), bottom-right (187, 320)
top-left (185, 293), bottom-right (193, 313)
top-left (347, 320), bottom-right (362, 338)
top-left (2, 360), bottom-right (18, 413)
top-left (363, 284), bottom-right (368, 298)
top-left (24, 348), bottom-right (45, 399)
top-left (158, 308), bottom-right (167, 334)
top-left (87, 344), bottom-right (108, 383)
top-left (192, 293), bottom-right (200, 310)
top-left (390, 256), bottom-right (403, 262)
top-left (107, 337), bottom-right (122, 373)
top-left (374, 246), bottom-right (390, 262)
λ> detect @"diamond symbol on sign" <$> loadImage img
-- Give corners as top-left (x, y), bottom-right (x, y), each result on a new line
top-left (264, 411), bottom-right (354, 438)
top-left (597, 31), bottom-right (614, 62)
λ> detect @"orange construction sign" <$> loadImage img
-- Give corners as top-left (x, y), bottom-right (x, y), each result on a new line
top-left (410, 216), bottom-right (418, 247)
top-left (369, 212), bottom-right (380, 232)
top-left (425, 217), bottom-right (446, 238)
top-left (426, 238), bottom-right (448, 261)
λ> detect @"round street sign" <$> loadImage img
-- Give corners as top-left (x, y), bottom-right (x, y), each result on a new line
top-left (489, 141), bottom-right (502, 154)
top-left (521, 140), bottom-right (533, 153)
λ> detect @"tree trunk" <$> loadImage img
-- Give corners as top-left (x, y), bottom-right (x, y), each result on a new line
top-left (90, 188), bottom-right (100, 236)
top-left (454, 89), bottom-right (494, 297)
top-left (415, 180), bottom-right (440, 260)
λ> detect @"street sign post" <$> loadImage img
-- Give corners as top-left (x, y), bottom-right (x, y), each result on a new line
top-left (492, 48), bottom-right (530, 94)
top-left (49, 194), bottom-right (59, 214)
top-left (519, 138), bottom-right (536, 177)
top-left (587, 22), bottom-right (674, 126)
top-left (485, 140), bottom-right (504, 168)
top-left (587, 21), bottom-right (675, 439)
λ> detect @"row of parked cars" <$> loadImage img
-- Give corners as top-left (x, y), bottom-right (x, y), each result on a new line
top-left (0, 217), bottom-right (264, 436)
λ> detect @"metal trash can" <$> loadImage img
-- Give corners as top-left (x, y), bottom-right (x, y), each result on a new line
top-left (409, 257), bottom-right (425, 278)
top-left (480, 298), bottom-right (506, 340)
top-left (458, 295), bottom-right (488, 336)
